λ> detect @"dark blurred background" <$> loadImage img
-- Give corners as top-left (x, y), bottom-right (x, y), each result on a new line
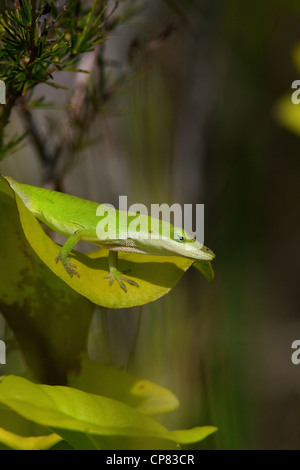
top-left (1, 0), bottom-right (300, 449)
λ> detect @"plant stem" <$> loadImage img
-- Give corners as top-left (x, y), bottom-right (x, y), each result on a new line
top-left (29, 0), bottom-right (37, 63)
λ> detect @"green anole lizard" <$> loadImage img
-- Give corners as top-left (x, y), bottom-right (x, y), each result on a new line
top-left (5, 177), bottom-right (215, 292)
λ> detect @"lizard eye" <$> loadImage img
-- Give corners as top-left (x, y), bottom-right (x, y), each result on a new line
top-left (176, 234), bottom-right (185, 243)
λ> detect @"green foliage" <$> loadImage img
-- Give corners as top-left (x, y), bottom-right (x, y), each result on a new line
top-left (0, 131), bottom-right (28, 161)
top-left (0, 0), bottom-right (115, 158)
top-left (0, 0), bottom-right (105, 93)
top-left (0, 375), bottom-right (217, 450)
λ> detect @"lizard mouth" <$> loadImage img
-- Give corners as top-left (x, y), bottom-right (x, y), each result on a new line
top-left (200, 246), bottom-right (216, 259)
top-left (182, 244), bottom-right (215, 261)
top-left (162, 239), bottom-right (215, 261)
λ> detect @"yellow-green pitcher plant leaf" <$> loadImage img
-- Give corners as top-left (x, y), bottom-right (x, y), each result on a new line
top-left (2, 175), bottom-right (201, 309)
top-left (0, 176), bottom-right (94, 383)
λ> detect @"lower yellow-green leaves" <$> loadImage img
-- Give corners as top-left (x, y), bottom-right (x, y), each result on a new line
top-left (1, 175), bottom-right (213, 308)
top-left (0, 427), bottom-right (62, 451)
top-left (0, 375), bottom-right (217, 450)
top-left (68, 356), bottom-right (179, 415)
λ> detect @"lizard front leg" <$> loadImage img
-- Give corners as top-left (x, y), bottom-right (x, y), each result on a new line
top-left (55, 230), bottom-right (85, 277)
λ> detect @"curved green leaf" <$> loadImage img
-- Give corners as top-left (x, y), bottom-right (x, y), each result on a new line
top-left (167, 427), bottom-right (217, 444)
top-left (68, 356), bottom-right (179, 415)
top-left (0, 375), bottom-right (217, 450)
top-left (193, 260), bottom-right (214, 282)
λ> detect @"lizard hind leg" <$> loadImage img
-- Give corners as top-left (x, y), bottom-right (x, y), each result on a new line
top-left (104, 268), bottom-right (139, 293)
top-left (105, 251), bottom-right (139, 293)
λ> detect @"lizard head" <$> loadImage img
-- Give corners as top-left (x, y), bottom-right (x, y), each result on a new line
top-left (135, 224), bottom-right (215, 261)
top-left (163, 228), bottom-right (215, 261)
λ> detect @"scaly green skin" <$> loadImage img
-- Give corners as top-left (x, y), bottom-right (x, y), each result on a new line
top-left (5, 177), bottom-right (215, 292)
